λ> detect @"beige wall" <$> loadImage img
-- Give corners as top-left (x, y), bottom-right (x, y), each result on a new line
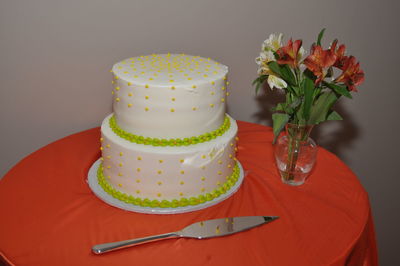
top-left (1, 0), bottom-right (398, 264)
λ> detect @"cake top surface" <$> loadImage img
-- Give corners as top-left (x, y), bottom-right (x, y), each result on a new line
top-left (112, 53), bottom-right (228, 86)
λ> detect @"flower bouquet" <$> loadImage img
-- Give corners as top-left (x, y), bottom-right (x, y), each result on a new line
top-left (253, 29), bottom-right (364, 185)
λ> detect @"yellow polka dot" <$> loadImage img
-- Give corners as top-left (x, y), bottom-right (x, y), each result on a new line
top-left (136, 190), bottom-right (140, 194)
top-left (202, 155), bottom-right (206, 159)
top-left (226, 81), bottom-right (230, 85)
top-left (218, 160), bottom-right (222, 164)
top-left (171, 97), bottom-right (176, 101)
top-left (137, 168), bottom-right (141, 172)
top-left (179, 192), bottom-right (184, 196)
top-left (145, 107), bottom-right (149, 111)
top-left (157, 170), bottom-right (162, 174)
top-left (211, 81), bottom-right (215, 85)
top-left (171, 86), bottom-right (176, 90)
top-left (100, 157), bottom-right (104, 161)
top-left (226, 92), bottom-right (230, 96)
top-left (210, 92), bottom-right (215, 95)
top-left (106, 144), bottom-right (110, 148)
top-left (117, 66), bottom-right (122, 69)
top-left (100, 147), bottom-right (103, 151)
top-left (136, 179), bottom-right (141, 183)
top-left (149, 77), bottom-right (153, 80)
top-left (201, 177), bottom-right (206, 181)
top-left (111, 80), bottom-right (114, 84)
top-left (230, 143), bottom-right (234, 147)
top-left (187, 77), bottom-right (192, 80)
top-left (137, 156), bottom-right (142, 160)
top-left (116, 98), bottom-right (120, 102)
top-left (127, 82), bottom-right (132, 86)
top-left (180, 181), bottom-right (185, 185)
top-left (221, 98), bottom-right (225, 102)
top-left (119, 152), bottom-right (123, 156)
top-left (180, 170), bottom-right (185, 174)
top-left (107, 175), bottom-right (111, 179)
top-left (115, 76), bottom-right (119, 80)
top-left (216, 181), bottom-right (221, 186)
top-left (229, 154), bottom-right (233, 158)
top-left (201, 166), bottom-right (206, 170)
top-left (221, 87), bottom-right (226, 91)
top-left (159, 160), bottom-right (163, 163)
top-left (111, 91), bottom-right (114, 95)
top-left (223, 76), bottom-right (227, 80)
top-left (209, 104), bottom-right (214, 108)
top-left (106, 165), bottom-right (111, 169)
top-left (119, 163), bottom-right (123, 167)
top-left (204, 74), bottom-right (208, 77)
top-left (118, 184), bottom-right (122, 187)
top-left (228, 164), bottom-right (232, 168)
top-left (157, 181), bottom-right (162, 185)
top-left (218, 171), bottom-right (222, 175)
top-left (170, 80), bottom-right (174, 83)
top-left (128, 93), bottom-right (133, 96)
top-left (180, 159), bottom-right (184, 163)
top-left (118, 173), bottom-right (123, 177)
top-left (145, 84), bottom-right (149, 88)
top-left (106, 155), bottom-right (111, 159)
top-left (157, 193), bottom-right (162, 197)
top-left (192, 107), bottom-right (197, 111)
top-left (134, 75), bottom-right (138, 78)
top-left (192, 85), bottom-right (196, 88)
top-left (128, 103), bottom-right (132, 108)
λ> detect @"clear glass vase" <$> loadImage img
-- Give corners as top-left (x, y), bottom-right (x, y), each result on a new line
top-left (274, 123), bottom-right (318, 186)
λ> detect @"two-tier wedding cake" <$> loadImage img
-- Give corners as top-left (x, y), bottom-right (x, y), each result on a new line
top-left (89, 53), bottom-right (243, 213)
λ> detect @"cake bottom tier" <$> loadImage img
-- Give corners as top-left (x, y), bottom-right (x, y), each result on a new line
top-left (99, 114), bottom-right (239, 208)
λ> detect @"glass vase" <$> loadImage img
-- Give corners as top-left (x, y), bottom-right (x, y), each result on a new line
top-left (274, 123), bottom-right (317, 186)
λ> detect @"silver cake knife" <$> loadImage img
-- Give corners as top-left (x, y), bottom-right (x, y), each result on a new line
top-left (92, 216), bottom-right (278, 254)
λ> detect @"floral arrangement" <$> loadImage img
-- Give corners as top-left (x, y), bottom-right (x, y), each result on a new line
top-left (253, 29), bottom-right (364, 142)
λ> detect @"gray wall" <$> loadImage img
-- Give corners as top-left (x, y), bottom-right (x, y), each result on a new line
top-left (1, 0), bottom-right (398, 264)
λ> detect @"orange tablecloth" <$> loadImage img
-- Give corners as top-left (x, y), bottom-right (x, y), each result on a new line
top-left (0, 121), bottom-right (378, 266)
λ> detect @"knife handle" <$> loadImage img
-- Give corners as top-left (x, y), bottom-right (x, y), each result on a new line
top-left (92, 232), bottom-right (180, 254)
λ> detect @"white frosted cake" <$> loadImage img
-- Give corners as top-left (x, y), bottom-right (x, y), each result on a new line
top-left (97, 53), bottom-right (241, 209)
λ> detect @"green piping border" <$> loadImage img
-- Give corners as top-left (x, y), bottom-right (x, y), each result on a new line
top-left (97, 163), bottom-right (240, 208)
top-left (109, 115), bottom-right (231, 147)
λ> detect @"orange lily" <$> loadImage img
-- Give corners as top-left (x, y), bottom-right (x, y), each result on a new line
top-left (276, 39), bottom-right (303, 68)
top-left (330, 39), bottom-right (348, 69)
top-left (335, 56), bottom-right (364, 91)
top-left (303, 44), bottom-right (337, 84)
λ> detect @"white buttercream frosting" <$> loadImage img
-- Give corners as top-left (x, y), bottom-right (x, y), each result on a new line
top-left (111, 54), bottom-right (229, 139)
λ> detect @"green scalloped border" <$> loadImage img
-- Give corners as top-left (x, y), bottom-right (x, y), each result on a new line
top-left (109, 115), bottom-right (231, 147)
top-left (97, 163), bottom-right (240, 208)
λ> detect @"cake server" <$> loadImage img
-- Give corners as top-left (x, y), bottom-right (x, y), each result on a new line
top-left (92, 215), bottom-right (278, 254)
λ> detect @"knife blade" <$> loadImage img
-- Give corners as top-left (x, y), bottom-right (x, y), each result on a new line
top-left (92, 216), bottom-right (278, 254)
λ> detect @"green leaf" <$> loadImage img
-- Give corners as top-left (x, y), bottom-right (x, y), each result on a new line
top-left (280, 64), bottom-right (296, 86)
top-left (272, 113), bottom-right (290, 144)
top-left (327, 111), bottom-right (343, 121)
top-left (303, 77), bottom-right (315, 121)
top-left (273, 103), bottom-right (287, 112)
top-left (253, 75), bottom-right (268, 94)
top-left (324, 82), bottom-right (352, 99)
top-left (308, 91), bottom-right (338, 125)
top-left (317, 28), bottom-right (326, 46)
top-left (267, 61), bottom-right (281, 76)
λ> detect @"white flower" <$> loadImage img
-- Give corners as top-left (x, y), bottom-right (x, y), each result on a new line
top-left (262, 33), bottom-right (283, 52)
top-left (267, 75), bottom-right (287, 90)
top-left (255, 50), bottom-right (274, 66)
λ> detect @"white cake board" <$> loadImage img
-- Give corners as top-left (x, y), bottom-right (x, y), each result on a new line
top-left (87, 159), bottom-right (245, 214)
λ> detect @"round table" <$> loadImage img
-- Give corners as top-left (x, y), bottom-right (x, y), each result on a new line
top-left (0, 121), bottom-right (378, 266)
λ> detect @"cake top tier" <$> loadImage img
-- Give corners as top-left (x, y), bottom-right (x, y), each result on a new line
top-left (112, 53), bottom-right (228, 87)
